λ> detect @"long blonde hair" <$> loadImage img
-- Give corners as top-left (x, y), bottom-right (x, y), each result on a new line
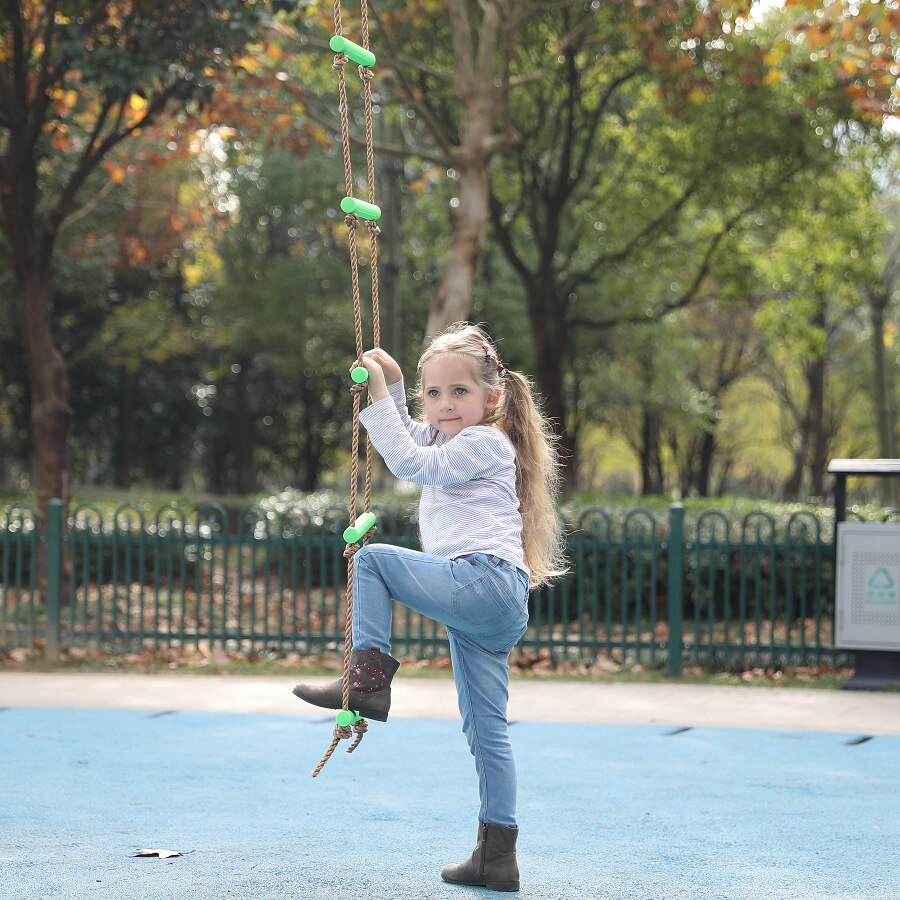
top-left (416, 322), bottom-right (568, 588)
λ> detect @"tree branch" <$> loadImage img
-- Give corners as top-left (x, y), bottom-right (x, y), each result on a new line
top-left (568, 207), bottom-right (751, 330)
top-left (368, 0), bottom-right (458, 160)
top-left (301, 101), bottom-right (448, 165)
top-left (48, 80), bottom-right (183, 240)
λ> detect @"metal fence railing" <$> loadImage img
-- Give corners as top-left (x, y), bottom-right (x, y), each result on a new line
top-left (1, 499), bottom-right (859, 672)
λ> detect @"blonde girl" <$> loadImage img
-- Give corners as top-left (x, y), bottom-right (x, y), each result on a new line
top-left (293, 322), bottom-right (566, 892)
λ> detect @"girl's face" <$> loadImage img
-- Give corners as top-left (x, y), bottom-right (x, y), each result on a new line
top-left (421, 355), bottom-right (500, 439)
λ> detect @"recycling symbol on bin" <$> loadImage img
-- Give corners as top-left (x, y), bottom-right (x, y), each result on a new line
top-left (866, 567), bottom-right (897, 606)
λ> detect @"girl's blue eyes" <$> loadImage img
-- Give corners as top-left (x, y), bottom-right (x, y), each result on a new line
top-left (426, 387), bottom-right (468, 397)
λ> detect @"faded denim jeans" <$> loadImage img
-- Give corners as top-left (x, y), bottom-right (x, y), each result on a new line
top-left (352, 543), bottom-right (529, 827)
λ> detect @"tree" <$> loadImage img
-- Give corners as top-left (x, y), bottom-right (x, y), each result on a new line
top-left (754, 149), bottom-right (890, 499)
top-left (485, 5), bottom-right (844, 491)
top-left (0, 0), bottom-right (265, 521)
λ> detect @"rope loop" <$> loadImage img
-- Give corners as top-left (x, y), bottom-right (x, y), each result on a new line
top-left (347, 718), bottom-right (368, 752)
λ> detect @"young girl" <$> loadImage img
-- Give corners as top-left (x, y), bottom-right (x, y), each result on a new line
top-left (293, 322), bottom-right (566, 892)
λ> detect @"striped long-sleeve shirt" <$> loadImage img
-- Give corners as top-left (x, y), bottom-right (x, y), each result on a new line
top-left (358, 379), bottom-right (527, 574)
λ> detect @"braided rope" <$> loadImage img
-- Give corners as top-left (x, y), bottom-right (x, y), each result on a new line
top-left (312, 0), bottom-right (380, 778)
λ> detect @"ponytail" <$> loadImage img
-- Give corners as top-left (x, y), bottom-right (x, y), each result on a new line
top-left (498, 370), bottom-right (568, 589)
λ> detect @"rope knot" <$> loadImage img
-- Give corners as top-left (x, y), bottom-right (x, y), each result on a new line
top-left (358, 66), bottom-right (375, 82)
top-left (332, 52), bottom-right (348, 70)
top-left (365, 220), bottom-right (381, 236)
top-left (344, 212), bottom-right (360, 229)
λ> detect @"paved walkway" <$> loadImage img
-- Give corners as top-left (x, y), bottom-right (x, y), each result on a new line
top-left (2, 670), bottom-right (900, 734)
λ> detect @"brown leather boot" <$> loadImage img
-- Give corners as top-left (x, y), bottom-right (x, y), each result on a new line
top-left (292, 648), bottom-right (400, 722)
top-left (441, 822), bottom-right (520, 892)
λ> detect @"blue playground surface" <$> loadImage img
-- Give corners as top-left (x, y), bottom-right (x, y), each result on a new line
top-left (1, 706), bottom-right (897, 899)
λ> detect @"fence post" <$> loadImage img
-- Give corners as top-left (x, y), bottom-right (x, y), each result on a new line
top-left (45, 499), bottom-right (63, 663)
top-left (667, 503), bottom-right (685, 677)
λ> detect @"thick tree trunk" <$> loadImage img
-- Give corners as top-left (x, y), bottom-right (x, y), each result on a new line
top-left (695, 430), bottom-right (716, 498)
top-left (524, 277), bottom-right (575, 495)
top-left (640, 409), bottom-right (665, 495)
top-left (425, 159), bottom-right (490, 340)
top-left (20, 266), bottom-right (73, 517)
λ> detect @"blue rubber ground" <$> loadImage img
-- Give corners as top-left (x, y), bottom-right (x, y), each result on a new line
top-left (0, 707), bottom-right (897, 899)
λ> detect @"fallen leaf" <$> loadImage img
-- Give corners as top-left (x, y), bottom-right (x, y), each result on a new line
top-left (132, 848), bottom-right (186, 859)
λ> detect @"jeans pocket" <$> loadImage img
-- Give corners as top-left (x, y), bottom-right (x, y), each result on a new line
top-left (451, 569), bottom-right (516, 627)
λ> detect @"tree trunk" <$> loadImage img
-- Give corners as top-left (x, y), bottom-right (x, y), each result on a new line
top-left (696, 430), bottom-right (716, 497)
top-left (807, 300), bottom-right (828, 498)
top-left (425, 158), bottom-right (489, 340)
top-left (782, 438), bottom-right (807, 501)
top-left (807, 355), bottom-right (827, 497)
top-left (21, 266), bottom-right (73, 518)
top-left (868, 285), bottom-right (898, 506)
top-left (640, 409), bottom-right (665, 495)
top-left (114, 367), bottom-right (137, 488)
top-left (524, 277), bottom-right (575, 495)
top-left (234, 355), bottom-right (259, 495)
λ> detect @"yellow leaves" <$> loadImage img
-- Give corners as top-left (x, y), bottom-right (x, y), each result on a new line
top-left (764, 70), bottom-right (786, 85)
top-left (313, 126), bottom-right (329, 149)
top-left (804, 21), bottom-right (834, 50)
top-left (103, 159), bottom-right (129, 184)
top-left (885, 323), bottom-right (896, 350)
top-left (125, 94), bottom-right (149, 129)
top-left (763, 47), bottom-right (785, 68)
top-left (688, 88), bottom-right (707, 104)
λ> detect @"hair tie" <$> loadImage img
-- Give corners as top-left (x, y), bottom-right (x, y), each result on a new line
top-left (497, 358), bottom-right (508, 378)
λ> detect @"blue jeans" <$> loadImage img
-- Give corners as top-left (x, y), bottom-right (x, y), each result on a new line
top-left (351, 543), bottom-right (529, 827)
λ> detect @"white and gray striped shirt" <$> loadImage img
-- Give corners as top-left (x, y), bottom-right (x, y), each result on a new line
top-left (358, 380), bottom-right (527, 575)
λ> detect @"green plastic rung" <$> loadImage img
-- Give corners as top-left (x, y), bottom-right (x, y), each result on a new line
top-left (343, 511), bottom-right (376, 544)
top-left (340, 197), bottom-right (381, 221)
top-left (336, 709), bottom-right (362, 727)
top-left (329, 35), bottom-right (376, 68)
top-left (351, 366), bottom-right (369, 384)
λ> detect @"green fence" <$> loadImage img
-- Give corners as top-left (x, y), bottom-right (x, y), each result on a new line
top-left (0, 499), bottom-right (857, 672)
